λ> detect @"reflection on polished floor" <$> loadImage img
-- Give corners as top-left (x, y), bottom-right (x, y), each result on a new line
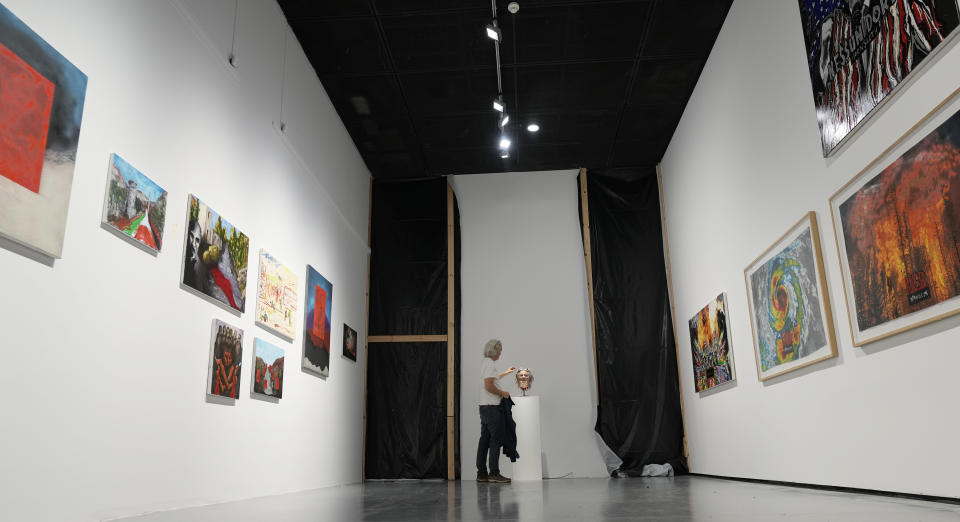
top-left (117, 476), bottom-right (960, 521)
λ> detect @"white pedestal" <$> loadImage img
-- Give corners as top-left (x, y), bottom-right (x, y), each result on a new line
top-left (511, 395), bottom-right (542, 481)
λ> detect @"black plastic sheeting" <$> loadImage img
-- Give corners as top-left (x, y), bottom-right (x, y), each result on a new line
top-left (582, 168), bottom-right (687, 476)
top-left (369, 179), bottom-right (448, 335)
top-left (365, 342), bottom-right (447, 479)
top-left (366, 178), bottom-right (461, 479)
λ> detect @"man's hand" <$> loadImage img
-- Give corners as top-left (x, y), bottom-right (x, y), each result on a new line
top-left (505, 366), bottom-right (517, 374)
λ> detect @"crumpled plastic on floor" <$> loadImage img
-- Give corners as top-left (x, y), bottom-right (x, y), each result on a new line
top-left (639, 463), bottom-right (674, 477)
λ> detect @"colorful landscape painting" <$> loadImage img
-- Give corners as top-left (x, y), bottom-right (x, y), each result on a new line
top-left (302, 265), bottom-right (332, 377)
top-left (0, 3), bottom-right (88, 258)
top-left (208, 319), bottom-right (243, 399)
top-left (255, 249), bottom-right (298, 340)
top-left (688, 293), bottom-right (735, 392)
top-left (745, 213), bottom-right (837, 381)
top-left (181, 195), bottom-right (249, 313)
top-left (253, 338), bottom-right (284, 399)
top-left (797, 0), bottom-right (960, 155)
top-left (101, 154), bottom-right (167, 252)
top-left (343, 323), bottom-right (357, 362)
top-left (833, 103), bottom-right (960, 345)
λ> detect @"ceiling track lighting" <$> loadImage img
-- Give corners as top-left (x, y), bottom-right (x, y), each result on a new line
top-left (499, 113), bottom-right (510, 128)
top-left (493, 95), bottom-right (505, 113)
top-left (485, 20), bottom-right (502, 42)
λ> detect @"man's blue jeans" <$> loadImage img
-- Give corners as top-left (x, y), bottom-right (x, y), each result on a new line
top-left (477, 405), bottom-right (502, 474)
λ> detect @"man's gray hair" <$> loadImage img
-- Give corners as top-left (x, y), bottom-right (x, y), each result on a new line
top-left (483, 339), bottom-right (502, 358)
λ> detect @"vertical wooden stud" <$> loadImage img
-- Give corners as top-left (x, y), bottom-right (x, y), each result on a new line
top-left (579, 168), bottom-right (601, 404)
top-left (657, 164), bottom-right (691, 464)
top-left (446, 180), bottom-right (456, 480)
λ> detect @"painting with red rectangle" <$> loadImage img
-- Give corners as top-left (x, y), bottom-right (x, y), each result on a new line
top-left (0, 41), bottom-right (54, 194)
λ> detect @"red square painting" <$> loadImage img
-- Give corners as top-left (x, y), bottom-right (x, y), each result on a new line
top-left (0, 41), bottom-right (54, 194)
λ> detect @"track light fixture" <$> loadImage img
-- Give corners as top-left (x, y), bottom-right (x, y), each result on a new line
top-left (493, 95), bottom-right (505, 113)
top-left (499, 137), bottom-right (511, 149)
top-left (499, 114), bottom-right (510, 128)
top-left (486, 20), bottom-right (502, 41)
top-left (527, 123), bottom-right (539, 132)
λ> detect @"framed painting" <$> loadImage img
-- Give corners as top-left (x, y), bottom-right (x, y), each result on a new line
top-left (744, 212), bottom-right (838, 381)
top-left (830, 87), bottom-right (960, 346)
top-left (208, 319), bottom-right (243, 399)
top-left (255, 249), bottom-right (298, 340)
top-left (797, 0), bottom-right (960, 156)
top-left (252, 338), bottom-right (284, 399)
top-left (0, 3), bottom-right (88, 258)
top-left (343, 323), bottom-right (357, 362)
top-left (181, 195), bottom-right (249, 313)
top-left (688, 293), bottom-right (736, 392)
top-left (302, 264), bottom-right (332, 377)
top-left (100, 154), bottom-right (167, 253)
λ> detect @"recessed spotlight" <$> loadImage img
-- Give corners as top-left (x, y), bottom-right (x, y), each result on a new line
top-left (527, 123), bottom-right (540, 132)
top-left (493, 95), bottom-right (505, 113)
top-left (485, 21), bottom-right (502, 41)
top-left (499, 137), bottom-right (511, 149)
top-left (499, 114), bottom-right (510, 128)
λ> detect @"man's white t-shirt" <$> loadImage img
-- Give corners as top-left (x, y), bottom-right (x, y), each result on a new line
top-left (479, 357), bottom-right (502, 406)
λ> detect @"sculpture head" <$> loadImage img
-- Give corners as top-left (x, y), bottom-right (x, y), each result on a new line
top-left (515, 368), bottom-right (533, 391)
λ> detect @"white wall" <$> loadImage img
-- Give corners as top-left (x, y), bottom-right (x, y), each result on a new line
top-left (452, 171), bottom-right (608, 480)
top-left (0, 1), bottom-right (370, 520)
top-left (661, 0), bottom-right (960, 497)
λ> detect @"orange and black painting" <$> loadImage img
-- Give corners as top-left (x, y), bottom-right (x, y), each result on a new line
top-left (839, 108), bottom-right (960, 332)
top-left (688, 293), bottom-right (735, 392)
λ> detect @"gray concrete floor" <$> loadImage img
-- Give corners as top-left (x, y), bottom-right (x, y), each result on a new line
top-left (116, 476), bottom-right (960, 521)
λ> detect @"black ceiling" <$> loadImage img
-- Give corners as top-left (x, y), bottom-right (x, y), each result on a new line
top-left (278, 0), bottom-right (732, 179)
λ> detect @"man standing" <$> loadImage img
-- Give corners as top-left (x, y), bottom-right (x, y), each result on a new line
top-left (477, 339), bottom-right (515, 484)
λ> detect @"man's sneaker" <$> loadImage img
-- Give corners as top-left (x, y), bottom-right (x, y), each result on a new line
top-left (476, 471), bottom-right (489, 483)
top-left (487, 473), bottom-right (511, 483)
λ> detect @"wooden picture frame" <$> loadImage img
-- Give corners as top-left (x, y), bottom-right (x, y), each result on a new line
top-left (744, 212), bottom-right (838, 381)
top-left (829, 86), bottom-right (960, 346)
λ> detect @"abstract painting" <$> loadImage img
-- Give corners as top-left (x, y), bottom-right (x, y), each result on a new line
top-left (797, 0), bottom-right (960, 156)
top-left (255, 249), bottom-right (298, 340)
top-left (744, 212), bottom-right (838, 380)
top-left (831, 95), bottom-right (960, 345)
top-left (343, 323), bottom-right (357, 362)
top-left (302, 265), bottom-right (332, 377)
top-left (688, 293), bottom-right (735, 392)
top-left (253, 338), bottom-right (284, 399)
top-left (101, 154), bottom-right (167, 252)
top-left (208, 319), bottom-right (243, 399)
top-left (0, 3), bottom-right (88, 258)
top-left (181, 195), bottom-right (249, 313)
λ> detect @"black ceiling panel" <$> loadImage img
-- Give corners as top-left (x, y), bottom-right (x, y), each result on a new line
top-left (279, 0), bottom-right (733, 179)
top-left (289, 17), bottom-right (389, 75)
top-left (400, 68), bottom-right (515, 116)
top-left (277, 0), bottom-right (373, 18)
top-left (516, 110), bottom-right (619, 145)
top-left (381, 10), bottom-right (504, 72)
top-left (517, 61), bottom-right (632, 112)
top-left (609, 138), bottom-right (670, 167)
top-left (616, 105), bottom-right (684, 142)
top-left (629, 58), bottom-right (704, 105)
top-left (515, 2), bottom-right (650, 63)
top-left (642, 0), bottom-right (732, 57)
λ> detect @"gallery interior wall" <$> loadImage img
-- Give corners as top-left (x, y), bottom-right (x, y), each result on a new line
top-left (0, 1), bottom-right (370, 521)
top-left (660, 0), bottom-right (960, 498)
top-left (451, 170), bottom-right (608, 480)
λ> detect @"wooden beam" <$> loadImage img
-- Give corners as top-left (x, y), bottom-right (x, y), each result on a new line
top-left (362, 176), bottom-right (372, 481)
top-left (579, 168), bottom-right (601, 405)
top-left (446, 180), bottom-right (456, 481)
top-left (367, 334), bottom-right (448, 343)
top-left (657, 163), bottom-right (691, 465)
